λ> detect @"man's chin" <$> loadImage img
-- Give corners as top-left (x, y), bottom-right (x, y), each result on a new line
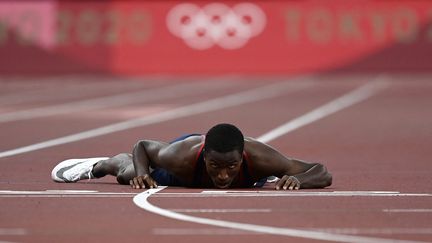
top-left (214, 182), bottom-right (232, 189)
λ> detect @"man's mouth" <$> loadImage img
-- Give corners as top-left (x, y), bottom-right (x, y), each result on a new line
top-left (214, 181), bottom-right (231, 189)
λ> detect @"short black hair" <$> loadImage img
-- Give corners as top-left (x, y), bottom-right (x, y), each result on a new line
top-left (204, 123), bottom-right (244, 154)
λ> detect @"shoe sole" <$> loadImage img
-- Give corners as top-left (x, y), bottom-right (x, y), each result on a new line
top-left (51, 157), bottom-right (108, 183)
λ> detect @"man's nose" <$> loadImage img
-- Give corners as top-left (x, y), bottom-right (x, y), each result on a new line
top-left (218, 169), bottom-right (229, 180)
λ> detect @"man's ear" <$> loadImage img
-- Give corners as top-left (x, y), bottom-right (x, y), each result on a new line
top-left (202, 149), bottom-right (207, 162)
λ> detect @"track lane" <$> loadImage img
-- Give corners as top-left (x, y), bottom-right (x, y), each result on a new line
top-left (1, 75), bottom-right (431, 243)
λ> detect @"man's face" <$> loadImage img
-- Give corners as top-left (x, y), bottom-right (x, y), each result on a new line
top-left (204, 149), bottom-right (243, 189)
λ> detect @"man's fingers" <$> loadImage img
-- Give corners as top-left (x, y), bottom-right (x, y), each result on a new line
top-left (134, 177), bottom-right (142, 189)
top-left (283, 178), bottom-right (294, 190)
top-left (137, 176), bottom-right (145, 188)
top-left (288, 176), bottom-right (300, 190)
top-left (145, 178), bottom-right (155, 189)
top-left (129, 175), bottom-right (158, 189)
top-left (142, 175), bottom-right (157, 189)
top-left (279, 176), bottom-right (300, 190)
top-left (132, 176), bottom-right (144, 189)
top-left (131, 177), bottom-right (138, 189)
top-left (151, 180), bottom-right (158, 188)
top-left (132, 177), bottom-right (137, 188)
top-left (289, 181), bottom-right (295, 190)
top-left (275, 175), bottom-right (289, 190)
top-left (129, 175), bottom-right (159, 189)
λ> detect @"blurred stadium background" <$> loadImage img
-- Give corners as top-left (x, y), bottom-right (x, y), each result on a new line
top-left (1, 0), bottom-right (431, 76)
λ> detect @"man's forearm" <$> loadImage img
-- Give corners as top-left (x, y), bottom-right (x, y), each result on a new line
top-left (295, 163), bottom-right (332, 188)
top-left (132, 140), bottom-right (152, 176)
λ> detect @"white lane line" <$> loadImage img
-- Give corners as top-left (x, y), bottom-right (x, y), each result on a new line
top-left (0, 78), bottom-right (313, 159)
top-left (0, 190), bottom-right (137, 198)
top-left (2, 190), bottom-right (430, 198)
top-left (309, 228), bottom-right (432, 235)
top-left (201, 190), bottom-right (401, 194)
top-left (0, 76), bottom-right (158, 106)
top-left (153, 228), bottom-right (260, 235)
top-left (152, 227), bottom-right (432, 235)
top-left (151, 191), bottom-right (432, 197)
top-left (45, 190), bottom-right (98, 193)
top-left (169, 208), bottom-right (272, 213)
top-left (0, 228), bottom-right (27, 235)
top-left (0, 190), bottom-right (97, 194)
top-left (0, 195), bottom-right (135, 198)
top-left (0, 81), bottom-right (233, 123)
top-left (383, 209), bottom-right (432, 213)
top-left (134, 187), bottom-right (426, 243)
top-left (257, 77), bottom-right (389, 143)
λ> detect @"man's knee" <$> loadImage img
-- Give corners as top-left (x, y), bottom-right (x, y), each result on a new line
top-left (112, 153), bottom-right (132, 162)
top-left (116, 163), bottom-right (135, 185)
top-left (116, 174), bottom-right (129, 185)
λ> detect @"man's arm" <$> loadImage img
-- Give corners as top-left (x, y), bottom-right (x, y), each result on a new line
top-left (131, 140), bottom-right (169, 189)
top-left (245, 138), bottom-right (332, 190)
top-left (131, 137), bottom-right (201, 189)
top-left (275, 162), bottom-right (332, 190)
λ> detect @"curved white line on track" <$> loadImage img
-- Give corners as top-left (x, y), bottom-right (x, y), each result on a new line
top-left (134, 187), bottom-right (426, 243)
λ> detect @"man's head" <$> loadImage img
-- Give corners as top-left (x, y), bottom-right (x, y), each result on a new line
top-left (203, 123), bottom-right (244, 189)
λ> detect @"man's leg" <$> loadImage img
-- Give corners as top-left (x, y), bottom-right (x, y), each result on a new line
top-left (92, 153), bottom-right (136, 185)
top-left (51, 153), bottom-right (135, 183)
top-left (93, 153), bottom-right (188, 186)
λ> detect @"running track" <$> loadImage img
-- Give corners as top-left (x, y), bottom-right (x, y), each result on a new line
top-left (0, 74), bottom-right (431, 243)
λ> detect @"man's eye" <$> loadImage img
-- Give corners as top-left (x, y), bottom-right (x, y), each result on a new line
top-left (228, 164), bottom-right (236, 169)
top-left (211, 164), bottom-right (219, 168)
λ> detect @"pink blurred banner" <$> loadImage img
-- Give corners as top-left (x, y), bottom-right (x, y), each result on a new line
top-left (0, 1), bottom-right (431, 75)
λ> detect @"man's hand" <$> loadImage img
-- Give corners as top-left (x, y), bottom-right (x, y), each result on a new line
top-left (130, 174), bottom-right (158, 189)
top-left (275, 175), bottom-right (300, 190)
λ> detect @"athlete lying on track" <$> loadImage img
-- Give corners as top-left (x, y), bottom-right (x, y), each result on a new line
top-left (51, 123), bottom-right (332, 190)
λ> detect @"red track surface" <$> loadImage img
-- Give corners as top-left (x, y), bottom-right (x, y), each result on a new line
top-left (1, 74), bottom-right (431, 242)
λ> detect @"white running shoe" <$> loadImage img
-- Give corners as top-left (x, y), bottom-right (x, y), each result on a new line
top-left (266, 176), bottom-right (279, 183)
top-left (51, 157), bottom-right (108, 183)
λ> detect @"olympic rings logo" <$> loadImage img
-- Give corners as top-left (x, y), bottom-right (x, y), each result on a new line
top-left (166, 3), bottom-right (266, 50)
